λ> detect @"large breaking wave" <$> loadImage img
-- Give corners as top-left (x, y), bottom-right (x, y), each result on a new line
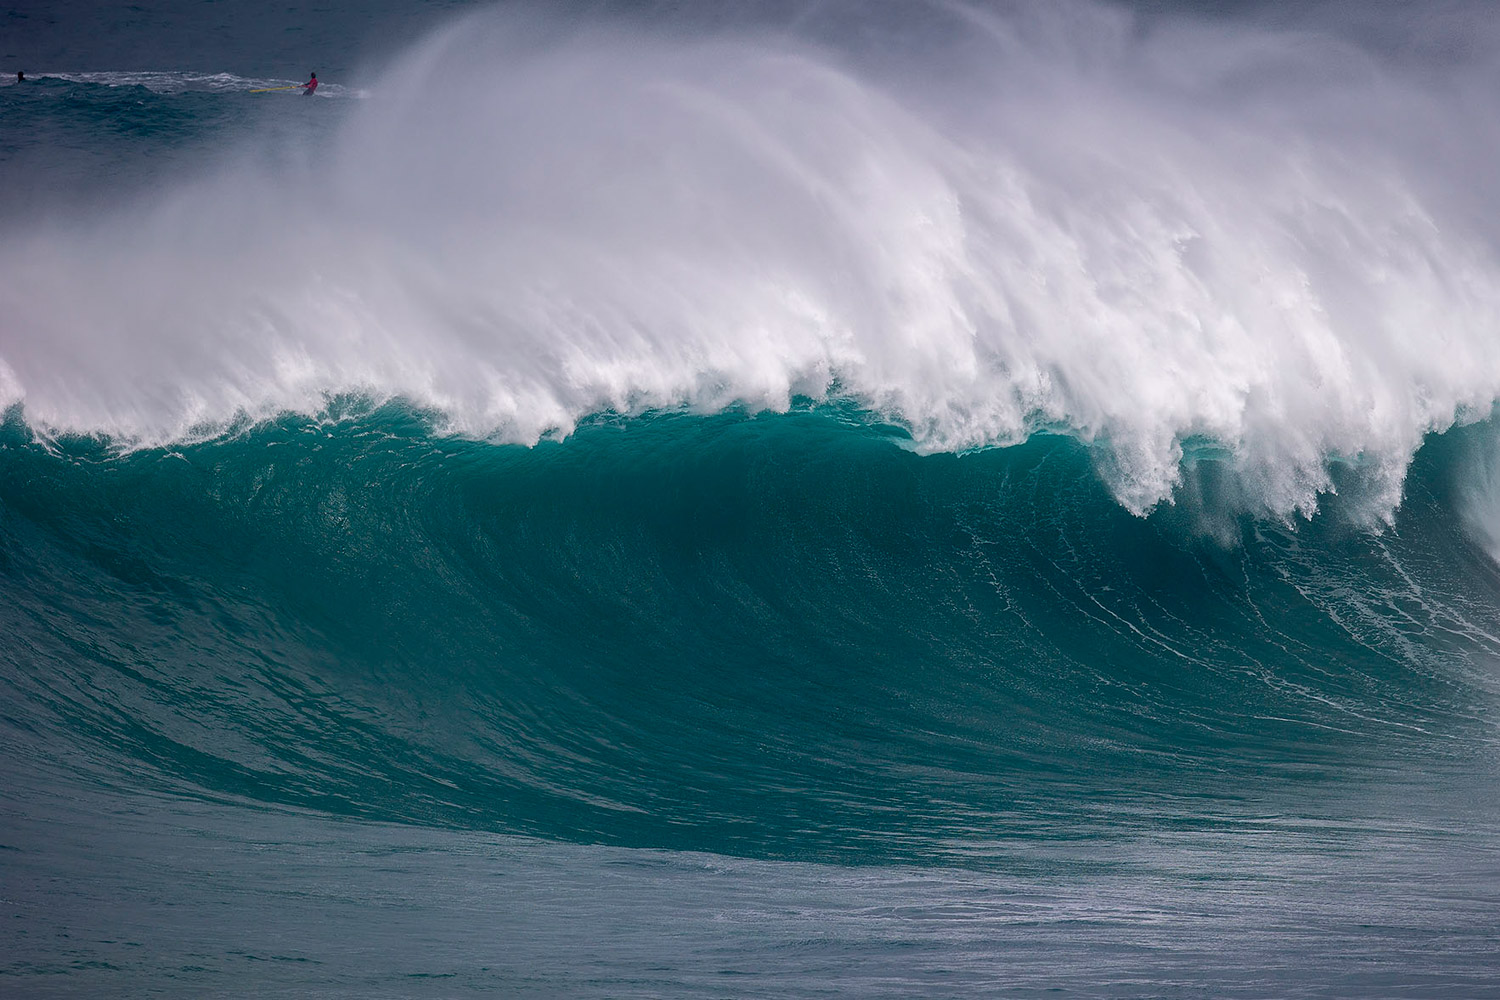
top-left (3, 0), bottom-right (1500, 867)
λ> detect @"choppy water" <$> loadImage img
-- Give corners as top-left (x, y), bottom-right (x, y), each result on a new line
top-left (4, 1), bottom-right (1500, 995)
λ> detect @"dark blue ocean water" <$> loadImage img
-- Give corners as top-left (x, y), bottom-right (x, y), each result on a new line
top-left (4, 1), bottom-right (1500, 995)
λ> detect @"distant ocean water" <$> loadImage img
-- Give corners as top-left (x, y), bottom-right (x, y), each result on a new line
top-left (4, 1), bottom-right (1500, 995)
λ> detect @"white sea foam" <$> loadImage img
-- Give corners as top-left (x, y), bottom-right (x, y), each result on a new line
top-left (4, 1), bottom-right (1500, 520)
top-left (38, 71), bottom-right (362, 97)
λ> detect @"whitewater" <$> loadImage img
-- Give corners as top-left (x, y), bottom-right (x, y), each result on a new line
top-left (6, 0), bottom-right (1500, 522)
top-left (4, 0), bottom-right (1500, 996)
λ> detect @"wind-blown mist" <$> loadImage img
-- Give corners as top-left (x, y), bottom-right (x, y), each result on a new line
top-left (4, 0), bottom-right (1500, 520)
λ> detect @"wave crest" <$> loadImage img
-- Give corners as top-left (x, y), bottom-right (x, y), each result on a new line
top-left (5, 1), bottom-right (1500, 518)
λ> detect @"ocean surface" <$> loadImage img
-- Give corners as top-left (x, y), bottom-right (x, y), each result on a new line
top-left (4, 1), bottom-right (1500, 995)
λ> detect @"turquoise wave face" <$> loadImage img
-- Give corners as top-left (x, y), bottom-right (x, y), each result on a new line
top-left (3, 405), bottom-right (1497, 863)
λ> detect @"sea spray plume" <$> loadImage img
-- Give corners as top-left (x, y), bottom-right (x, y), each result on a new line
top-left (2, 0), bottom-right (1500, 521)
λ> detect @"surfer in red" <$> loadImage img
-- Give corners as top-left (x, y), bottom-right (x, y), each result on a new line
top-left (302, 72), bottom-right (317, 95)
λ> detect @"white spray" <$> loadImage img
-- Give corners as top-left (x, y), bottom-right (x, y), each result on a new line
top-left (4, 0), bottom-right (1500, 523)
